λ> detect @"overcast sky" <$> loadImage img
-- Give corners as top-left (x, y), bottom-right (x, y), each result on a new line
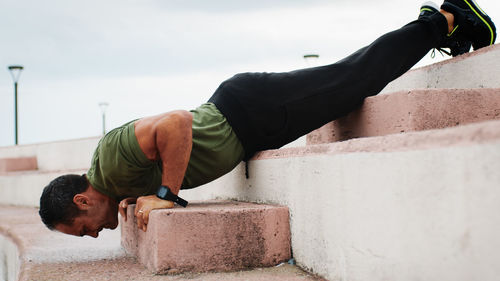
top-left (1, 0), bottom-right (499, 146)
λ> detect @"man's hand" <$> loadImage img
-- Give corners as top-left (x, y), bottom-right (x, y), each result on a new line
top-left (134, 195), bottom-right (174, 231)
top-left (118, 197), bottom-right (137, 222)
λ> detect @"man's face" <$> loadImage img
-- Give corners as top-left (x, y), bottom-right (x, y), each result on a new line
top-left (55, 196), bottom-right (119, 238)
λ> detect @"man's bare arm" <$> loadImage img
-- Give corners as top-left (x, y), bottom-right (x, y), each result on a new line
top-left (131, 110), bottom-right (193, 231)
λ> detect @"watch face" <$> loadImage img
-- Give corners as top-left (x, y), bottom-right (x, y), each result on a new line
top-left (158, 186), bottom-right (168, 198)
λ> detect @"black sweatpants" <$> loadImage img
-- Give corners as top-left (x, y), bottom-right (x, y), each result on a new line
top-left (209, 13), bottom-right (449, 160)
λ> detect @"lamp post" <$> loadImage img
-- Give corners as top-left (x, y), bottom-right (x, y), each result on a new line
top-left (8, 65), bottom-right (24, 145)
top-left (98, 102), bottom-right (109, 135)
top-left (303, 54), bottom-right (320, 67)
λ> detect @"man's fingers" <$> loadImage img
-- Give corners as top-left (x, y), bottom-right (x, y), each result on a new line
top-left (134, 201), bottom-right (141, 217)
top-left (119, 200), bottom-right (129, 221)
top-left (119, 197), bottom-right (137, 222)
top-left (136, 209), bottom-right (144, 230)
top-left (134, 199), bottom-right (148, 232)
top-left (119, 206), bottom-right (127, 222)
top-left (143, 209), bottom-right (151, 231)
top-left (133, 195), bottom-right (175, 232)
top-left (135, 208), bottom-right (150, 232)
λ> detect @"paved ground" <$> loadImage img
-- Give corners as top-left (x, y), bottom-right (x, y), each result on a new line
top-left (0, 205), bottom-right (325, 281)
top-left (22, 259), bottom-right (324, 281)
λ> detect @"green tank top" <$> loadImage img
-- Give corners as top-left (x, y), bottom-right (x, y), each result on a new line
top-left (87, 103), bottom-right (245, 201)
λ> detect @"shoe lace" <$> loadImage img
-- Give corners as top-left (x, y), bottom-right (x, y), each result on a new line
top-left (430, 48), bottom-right (451, 58)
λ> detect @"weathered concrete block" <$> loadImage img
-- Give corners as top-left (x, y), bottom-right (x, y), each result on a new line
top-left (0, 157), bottom-right (37, 174)
top-left (121, 200), bottom-right (291, 274)
top-left (307, 88), bottom-right (500, 144)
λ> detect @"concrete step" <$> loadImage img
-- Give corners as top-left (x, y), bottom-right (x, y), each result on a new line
top-left (307, 88), bottom-right (500, 145)
top-left (0, 205), bottom-right (124, 281)
top-left (0, 169), bottom-right (86, 207)
top-left (0, 137), bottom-right (97, 207)
top-left (0, 205), bottom-right (321, 281)
top-left (181, 119), bottom-right (500, 281)
top-left (121, 201), bottom-right (291, 274)
top-left (21, 262), bottom-right (324, 281)
top-left (381, 44), bottom-right (500, 94)
top-left (0, 157), bottom-right (37, 173)
top-left (0, 136), bottom-right (98, 172)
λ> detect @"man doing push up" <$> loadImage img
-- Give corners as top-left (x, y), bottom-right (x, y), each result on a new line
top-left (39, 0), bottom-right (496, 238)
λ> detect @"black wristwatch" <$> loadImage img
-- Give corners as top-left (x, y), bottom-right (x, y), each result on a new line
top-left (156, 185), bottom-right (188, 207)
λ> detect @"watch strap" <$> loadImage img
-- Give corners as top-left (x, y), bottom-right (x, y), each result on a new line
top-left (156, 185), bottom-right (188, 207)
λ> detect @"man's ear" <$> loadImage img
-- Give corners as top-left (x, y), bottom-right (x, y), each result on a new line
top-left (73, 194), bottom-right (92, 210)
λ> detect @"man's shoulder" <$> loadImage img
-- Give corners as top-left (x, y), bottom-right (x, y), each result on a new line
top-left (93, 118), bottom-right (154, 169)
top-left (87, 118), bottom-right (161, 199)
top-left (88, 119), bottom-right (139, 177)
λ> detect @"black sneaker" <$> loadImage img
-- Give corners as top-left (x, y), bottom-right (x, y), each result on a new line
top-left (419, 1), bottom-right (440, 19)
top-left (441, 0), bottom-right (496, 50)
top-left (419, 1), bottom-right (472, 57)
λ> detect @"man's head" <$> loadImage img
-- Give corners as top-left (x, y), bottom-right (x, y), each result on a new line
top-left (39, 174), bottom-right (119, 238)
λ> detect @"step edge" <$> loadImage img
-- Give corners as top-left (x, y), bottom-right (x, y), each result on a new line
top-left (256, 119), bottom-right (500, 160)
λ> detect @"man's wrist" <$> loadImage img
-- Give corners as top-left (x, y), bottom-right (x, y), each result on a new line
top-left (156, 185), bottom-right (188, 207)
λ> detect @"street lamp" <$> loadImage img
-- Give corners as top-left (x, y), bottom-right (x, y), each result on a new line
top-left (8, 65), bottom-right (24, 145)
top-left (98, 102), bottom-right (109, 135)
top-left (303, 54), bottom-right (320, 67)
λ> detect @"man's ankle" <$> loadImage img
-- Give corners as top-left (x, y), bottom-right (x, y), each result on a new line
top-left (440, 9), bottom-right (455, 34)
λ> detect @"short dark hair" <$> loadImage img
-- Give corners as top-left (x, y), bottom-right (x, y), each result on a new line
top-left (39, 174), bottom-right (89, 230)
